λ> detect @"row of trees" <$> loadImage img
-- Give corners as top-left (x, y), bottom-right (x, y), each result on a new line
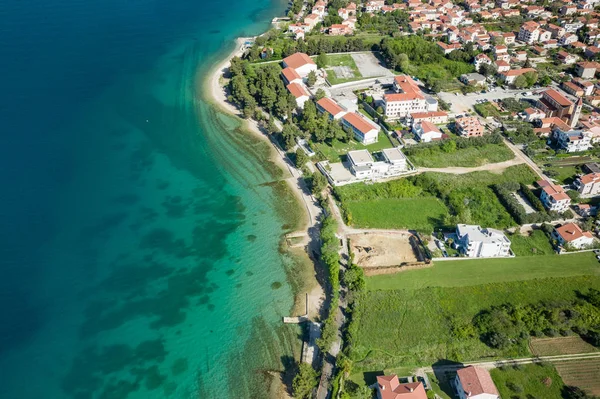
top-left (493, 182), bottom-right (558, 225)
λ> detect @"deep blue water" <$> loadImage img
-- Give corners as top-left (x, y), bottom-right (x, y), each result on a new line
top-left (0, 0), bottom-right (297, 397)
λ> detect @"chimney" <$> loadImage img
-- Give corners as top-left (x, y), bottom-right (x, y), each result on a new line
top-left (409, 388), bottom-right (414, 392)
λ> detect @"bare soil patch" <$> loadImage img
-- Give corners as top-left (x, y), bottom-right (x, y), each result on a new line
top-left (554, 358), bottom-right (600, 395)
top-left (530, 337), bottom-right (599, 356)
top-left (349, 232), bottom-right (423, 269)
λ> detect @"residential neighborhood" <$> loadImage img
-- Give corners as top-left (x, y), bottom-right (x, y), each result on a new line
top-left (223, 0), bottom-right (600, 397)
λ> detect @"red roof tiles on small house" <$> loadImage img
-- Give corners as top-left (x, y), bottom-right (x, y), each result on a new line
top-left (456, 366), bottom-right (500, 397)
top-left (376, 375), bottom-right (428, 399)
top-left (555, 222), bottom-right (594, 242)
top-left (282, 53), bottom-right (316, 70)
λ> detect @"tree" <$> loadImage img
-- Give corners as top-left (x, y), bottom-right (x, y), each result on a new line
top-left (295, 148), bottom-right (308, 168)
top-left (513, 74), bottom-right (528, 89)
top-left (307, 70), bottom-right (317, 87)
top-left (315, 88), bottom-right (326, 100)
top-left (479, 62), bottom-right (498, 77)
top-left (292, 363), bottom-right (318, 399)
top-left (317, 52), bottom-right (328, 69)
top-left (311, 172), bottom-right (328, 196)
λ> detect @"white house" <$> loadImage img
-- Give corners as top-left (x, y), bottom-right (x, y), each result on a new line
top-left (341, 112), bottom-right (380, 144)
top-left (286, 82), bottom-right (310, 109)
top-left (574, 172), bottom-right (600, 196)
top-left (412, 121), bottom-right (444, 142)
top-left (554, 128), bottom-right (592, 153)
top-left (376, 375), bottom-right (427, 399)
top-left (347, 150), bottom-right (375, 179)
top-left (454, 366), bottom-right (500, 399)
top-left (538, 180), bottom-right (571, 213)
top-left (282, 52), bottom-right (318, 78)
top-left (381, 147), bottom-right (408, 173)
top-left (456, 224), bottom-right (511, 258)
top-left (346, 148), bottom-right (408, 179)
top-left (553, 222), bottom-right (595, 249)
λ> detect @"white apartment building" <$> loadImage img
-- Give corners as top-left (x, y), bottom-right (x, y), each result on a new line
top-left (574, 172), bottom-right (600, 196)
top-left (456, 224), bottom-right (512, 258)
top-left (346, 148), bottom-right (408, 180)
top-left (554, 128), bottom-right (592, 153)
top-left (553, 222), bottom-right (595, 249)
top-left (538, 180), bottom-right (572, 212)
top-left (384, 75), bottom-right (438, 120)
top-left (518, 21), bottom-right (540, 44)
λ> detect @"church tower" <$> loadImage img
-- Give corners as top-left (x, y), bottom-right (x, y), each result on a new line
top-left (569, 97), bottom-right (583, 128)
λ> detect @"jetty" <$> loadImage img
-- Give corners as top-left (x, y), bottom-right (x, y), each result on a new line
top-left (282, 294), bottom-right (320, 366)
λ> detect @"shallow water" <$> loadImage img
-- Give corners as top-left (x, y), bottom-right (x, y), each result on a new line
top-left (0, 0), bottom-right (302, 397)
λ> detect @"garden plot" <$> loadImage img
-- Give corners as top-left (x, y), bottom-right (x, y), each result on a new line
top-left (555, 358), bottom-right (600, 395)
top-left (530, 337), bottom-right (599, 356)
top-left (349, 232), bottom-right (424, 270)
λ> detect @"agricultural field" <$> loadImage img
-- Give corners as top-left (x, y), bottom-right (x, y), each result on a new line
top-left (530, 337), bottom-right (599, 356)
top-left (407, 143), bottom-right (514, 168)
top-left (313, 131), bottom-right (394, 162)
top-left (490, 363), bottom-right (565, 399)
top-left (508, 229), bottom-right (555, 256)
top-left (555, 358), bottom-right (600, 396)
top-left (346, 197), bottom-right (448, 232)
top-left (366, 252), bottom-right (600, 291)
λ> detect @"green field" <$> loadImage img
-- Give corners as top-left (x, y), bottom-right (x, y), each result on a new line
top-left (367, 253), bottom-right (600, 291)
top-left (473, 102), bottom-right (502, 118)
top-left (324, 54), bottom-right (364, 85)
top-left (509, 230), bottom-right (555, 256)
top-left (346, 197), bottom-right (448, 231)
top-left (313, 132), bottom-right (394, 162)
top-left (545, 165), bottom-right (579, 184)
top-left (353, 275), bottom-right (600, 371)
top-left (491, 364), bottom-right (565, 399)
top-left (408, 144), bottom-right (514, 168)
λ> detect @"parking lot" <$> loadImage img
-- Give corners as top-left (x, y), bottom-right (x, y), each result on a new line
top-left (438, 88), bottom-right (542, 115)
top-left (351, 52), bottom-right (394, 78)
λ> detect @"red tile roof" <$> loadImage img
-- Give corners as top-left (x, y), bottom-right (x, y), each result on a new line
top-left (456, 366), bottom-right (500, 397)
top-left (579, 172), bottom-right (600, 184)
top-left (286, 82), bottom-right (309, 98)
top-left (544, 88), bottom-right (574, 107)
top-left (317, 97), bottom-right (344, 116)
top-left (555, 222), bottom-right (594, 242)
top-left (342, 112), bottom-right (376, 134)
top-left (376, 375), bottom-right (428, 399)
top-left (281, 67), bottom-right (301, 83)
top-left (282, 52), bottom-right (316, 70)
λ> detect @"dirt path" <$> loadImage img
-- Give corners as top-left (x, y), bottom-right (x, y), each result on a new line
top-left (418, 156), bottom-right (524, 175)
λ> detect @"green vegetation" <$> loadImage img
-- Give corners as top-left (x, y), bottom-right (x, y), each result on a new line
top-left (335, 165), bottom-right (538, 232)
top-left (292, 363), bottom-right (318, 399)
top-left (317, 211), bottom-right (341, 353)
top-left (490, 364), bottom-right (565, 399)
top-left (367, 253), bottom-right (600, 291)
top-left (509, 230), bottom-right (555, 256)
top-left (352, 275), bottom-right (600, 370)
top-left (545, 165), bottom-right (580, 184)
top-left (380, 36), bottom-right (474, 88)
top-left (323, 54), bottom-right (363, 85)
top-left (346, 197), bottom-right (449, 231)
top-left (494, 182), bottom-right (559, 224)
top-left (313, 131), bottom-right (394, 162)
top-left (403, 133), bottom-right (514, 168)
top-left (473, 102), bottom-right (501, 118)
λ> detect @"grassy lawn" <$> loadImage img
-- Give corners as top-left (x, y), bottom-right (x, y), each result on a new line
top-left (346, 197), bottom-right (448, 231)
top-left (324, 54), bottom-right (363, 85)
top-left (367, 252), bottom-right (600, 291)
top-left (408, 143), bottom-right (514, 168)
top-left (313, 132), bottom-right (394, 162)
top-left (545, 165), bottom-right (579, 184)
top-left (352, 275), bottom-right (600, 371)
top-left (508, 229), bottom-right (555, 256)
top-left (491, 364), bottom-right (565, 399)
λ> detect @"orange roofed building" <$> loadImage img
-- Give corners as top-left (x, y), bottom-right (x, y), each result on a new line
top-left (454, 366), bottom-right (500, 399)
top-left (537, 180), bottom-right (571, 213)
top-left (552, 222), bottom-right (595, 249)
top-left (376, 375), bottom-right (427, 399)
top-left (282, 52), bottom-right (317, 78)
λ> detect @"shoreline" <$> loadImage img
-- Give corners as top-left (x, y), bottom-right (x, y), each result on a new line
top-left (203, 36), bottom-right (325, 319)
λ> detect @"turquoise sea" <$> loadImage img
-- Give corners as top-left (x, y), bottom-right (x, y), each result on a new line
top-left (0, 0), bottom-right (306, 397)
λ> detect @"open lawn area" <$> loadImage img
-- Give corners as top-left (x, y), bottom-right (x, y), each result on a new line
top-left (352, 275), bottom-right (600, 371)
top-left (324, 54), bottom-right (363, 85)
top-left (408, 143), bottom-right (514, 168)
top-left (545, 165), bottom-right (579, 185)
top-left (346, 197), bottom-right (448, 231)
top-left (473, 102), bottom-right (502, 118)
top-left (367, 252), bottom-right (600, 290)
top-left (508, 229), bottom-right (555, 256)
top-left (313, 132), bottom-right (394, 162)
top-left (490, 364), bottom-right (566, 399)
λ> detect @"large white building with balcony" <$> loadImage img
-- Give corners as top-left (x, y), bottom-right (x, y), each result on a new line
top-left (456, 224), bottom-right (512, 258)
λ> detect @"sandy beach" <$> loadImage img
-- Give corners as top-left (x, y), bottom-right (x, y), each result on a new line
top-left (204, 37), bottom-right (325, 319)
